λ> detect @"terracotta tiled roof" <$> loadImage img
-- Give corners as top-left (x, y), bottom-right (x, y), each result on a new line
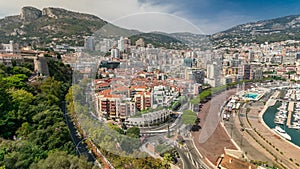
top-left (99, 89), bottom-right (112, 95)
top-left (131, 85), bottom-right (147, 89)
top-left (113, 86), bottom-right (129, 91)
top-left (219, 154), bottom-right (257, 169)
top-left (20, 49), bottom-right (39, 54)
top-left (0, 53), bottom-right (21, 57)
top-left (95, 83), bottom-right (110, 88)
top-left (104, 94), bottom-right (122, 98)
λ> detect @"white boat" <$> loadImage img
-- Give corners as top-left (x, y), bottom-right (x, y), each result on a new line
top-left (274, 119), bottom-right (285, 125)
top-left (294, 113), bottom-right (300, 121)
top-left (291, 123), bottom-right (300, 130)
top-left (277, 107), bottom-right (287, 111)
top-left (273, 126), bottom-right (291, 141)
top-left (275, 112), bottom-right (287, 119)
top-left (293, 114), bottom-right (300, 118)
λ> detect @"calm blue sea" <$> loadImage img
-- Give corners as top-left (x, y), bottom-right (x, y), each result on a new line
top-left (262, 101), bottom-right (300, 147)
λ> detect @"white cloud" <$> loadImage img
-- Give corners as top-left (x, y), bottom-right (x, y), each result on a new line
top-left (0, 0), bottom-right (252, 34)
top-left (0, 0), bottom-right (200, 33)
top-left (111, 12), bottom-right (204, 34)
top-left (0, 0), bottom-right (175, 20)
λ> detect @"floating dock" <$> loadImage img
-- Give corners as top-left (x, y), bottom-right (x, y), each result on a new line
top-left (287, 101), bottom-right (294, 128)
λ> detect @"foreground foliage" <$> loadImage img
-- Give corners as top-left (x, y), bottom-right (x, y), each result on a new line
top-left (0, 62), bottom-right (94, 168)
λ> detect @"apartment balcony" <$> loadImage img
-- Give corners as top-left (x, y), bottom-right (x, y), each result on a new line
top-left (120, 112), bottom-right (126, 116)
top-left (101, 111), bottom-right (108, 114)
top-left (101, 106), bottom-right (107, 110)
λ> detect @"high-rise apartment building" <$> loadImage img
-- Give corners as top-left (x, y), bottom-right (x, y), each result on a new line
top-left (84, 36), bottom-right (95, 51)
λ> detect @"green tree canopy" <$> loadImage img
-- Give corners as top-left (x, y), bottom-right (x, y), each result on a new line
top-left (182, 110), bottom-right (197, 125)
top-left (0, 140), bottom-right (46, 169)
top-left (29, 151), bottom-right (95, 169)
top-left (3, 74), bottom-right (28, 89)
top-left (126, 126), bottom-right (140, 138)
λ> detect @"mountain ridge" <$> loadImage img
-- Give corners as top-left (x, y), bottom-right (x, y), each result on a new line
top-left (211, 14), bottom-right (300, 47)
top-left (0, 6), bottom-right (135, 46)
top-left (1, 6), bottom-right (300, 48)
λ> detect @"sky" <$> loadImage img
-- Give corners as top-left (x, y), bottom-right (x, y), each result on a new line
top-left (0, 0), bottom-right (300, 34)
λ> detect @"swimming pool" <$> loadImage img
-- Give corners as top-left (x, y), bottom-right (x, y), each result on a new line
top-left (244, 93), bottom-right (259, 99)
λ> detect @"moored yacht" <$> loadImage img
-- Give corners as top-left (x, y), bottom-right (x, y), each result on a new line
top-left (291, 122), bottom-right (300, 130)
top-left (274, 118), bottom-right (285, 125)
top-left (273, 126), bottom-right (291, 140)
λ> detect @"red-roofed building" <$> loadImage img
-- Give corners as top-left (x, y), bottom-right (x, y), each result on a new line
top-left (96, 93), bottom-right (122, 120)
top-left (133, 91), bottom-right (152, 111)
top-left (95, 82), bottom-right (110, 92)
top-left (0, 53), bottom-right (23, 66)
top-left (217, 154), bottom-right (257, 169)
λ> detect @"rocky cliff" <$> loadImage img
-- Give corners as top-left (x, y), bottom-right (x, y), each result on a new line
top-left (20, 6), bottom-right (42, 21)
top-left (0, 6), bottom-right (144, 47)
top-left (0, 6), bottom-right (109, 46)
